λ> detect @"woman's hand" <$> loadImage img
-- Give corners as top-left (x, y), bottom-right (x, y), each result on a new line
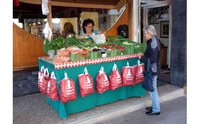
top-left (98, 30), bottom-right (106, 34)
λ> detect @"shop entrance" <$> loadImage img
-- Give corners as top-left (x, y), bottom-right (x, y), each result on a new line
top-left (140, 1), bottom-right (171, 86)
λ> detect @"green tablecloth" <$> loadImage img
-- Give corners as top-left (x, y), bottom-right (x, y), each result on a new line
top-left (38, 58), bottom-right (146, 118)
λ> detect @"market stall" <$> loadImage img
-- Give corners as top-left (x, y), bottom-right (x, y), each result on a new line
top-left (37, 34), bottom-right (147, 118)
top-left (38, 53), bottom-right (146, 118)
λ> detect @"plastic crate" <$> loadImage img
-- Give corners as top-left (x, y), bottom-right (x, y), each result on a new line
top-left (112, 38), bottom-right (133, 46)
top-left (89, 51), bottom-right (101, 59)
top-left (106, 49), bottom-right (118, 57)
top-left (133, 44), bottom-right (143, 54)
top-left (70, 53), bottom-right (86, 62)
top-left (106, 35), bottom-right (124, 43)
top-left (140, 43), bottom-right (147, 53)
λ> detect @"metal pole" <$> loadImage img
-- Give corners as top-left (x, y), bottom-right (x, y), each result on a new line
top-left (133, 0), bottom-right (139, 42)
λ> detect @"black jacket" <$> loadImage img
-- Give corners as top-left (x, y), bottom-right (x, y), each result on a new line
top-left (141, 37), bottom-right (161, 76)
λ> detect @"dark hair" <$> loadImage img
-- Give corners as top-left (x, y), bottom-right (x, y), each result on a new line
top-left (82, 18), bottom-right (95, 34)
top-left (62, 22), bottom-right (76, 37)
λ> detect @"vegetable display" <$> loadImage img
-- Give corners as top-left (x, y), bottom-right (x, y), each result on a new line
top-left (43, 35), bottom-right (146, 63)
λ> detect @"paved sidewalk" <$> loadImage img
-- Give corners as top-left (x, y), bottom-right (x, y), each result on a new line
top-left (13, 84), bottom-right (184, 124)
top-left (97, 96), bottom-right (187, 124)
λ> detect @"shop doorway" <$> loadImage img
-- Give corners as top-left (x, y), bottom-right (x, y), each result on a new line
top-left (140, 1), bottom-right (171, 86)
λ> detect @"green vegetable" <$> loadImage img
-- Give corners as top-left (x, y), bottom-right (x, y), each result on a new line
top-left (44, 36), bottom-right (67, 51)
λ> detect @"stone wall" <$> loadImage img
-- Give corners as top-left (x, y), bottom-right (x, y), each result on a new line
top-left (171, 0), bottom-right (187, 87)
top-left (13, 70), bottom-right (39, 97)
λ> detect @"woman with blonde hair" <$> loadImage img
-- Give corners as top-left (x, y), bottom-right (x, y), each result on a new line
top-left (141, 25), bottom-right (161, 115)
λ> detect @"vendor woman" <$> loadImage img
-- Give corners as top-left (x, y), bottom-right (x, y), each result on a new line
top-left (78, 18), bottom-right (105, 39)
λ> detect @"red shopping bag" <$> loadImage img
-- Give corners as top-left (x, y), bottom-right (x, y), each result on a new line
top-left (78, 67), bottom-right (94, 97)
top-left (38, 67), bottom-right (50, 94)
top-left (109, 64), bottom-right (122, 90)
top-left (47, 72), bottom-right (59, 100)
top-left (122, 62), bottom-right (136, 86)
top-left (96, 66), bottom-right (110, 93)
top-left (135, 60), bottom-right (145, 84)
top-left (60, 72), bottom-right (77, 103)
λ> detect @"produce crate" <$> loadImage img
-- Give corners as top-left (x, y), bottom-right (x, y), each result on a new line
top-left (106, 35), bottom-right (124, 43)
top-left (125, 47), bottom-right (132, 55)
top-left (106, 49), bottom-right (118, 57)
top-left (112, 38), bottom-right (133, 45)
top-left (70, 53), bottom-right (88, 62)
top-left (133, 44), bottom-right (143, 54)
top-left (140, 43), bottom-right (147, 53)
top-left (116, 49), bottom-right (124, 56)
top-left (89, 51), bottom-right (102, 59)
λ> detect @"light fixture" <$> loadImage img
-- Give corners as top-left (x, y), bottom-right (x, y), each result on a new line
top-left (52, 18), bottom-right (60, 24)
top-left (43, 18), bottom-right (47, 22)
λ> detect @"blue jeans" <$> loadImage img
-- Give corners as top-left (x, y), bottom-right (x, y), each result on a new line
top-left (148, 76), bottom-right (160, 112)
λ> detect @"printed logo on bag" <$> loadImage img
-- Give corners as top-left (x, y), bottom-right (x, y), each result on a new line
top-left (86, 76), bottom-right (92, 88)
top-left (66, 80), bottom-right (74, 95)
top-left (126, 69), bottom-right (133, 79)
top-left (104, 74), bottom-right (108, 81)
top-left (116, 71), bottom-right (122, 84)
top-left (140, 66), bottom-right (143, 73)
top-left (127, 69), bottom-right (131, 76)
top-left (103, 74), bottom-right (109, 86)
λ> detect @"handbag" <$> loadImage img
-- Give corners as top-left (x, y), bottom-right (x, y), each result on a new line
top-left (142, 58), bottom-right (154, 92)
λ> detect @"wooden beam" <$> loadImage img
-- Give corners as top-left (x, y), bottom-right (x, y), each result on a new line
top-left (127, 0), bottom-right (134, 41)
top-left (116, 0), bottom-right (127, 11)
top-left (19, 0), bottom-right (116, 9)
top-left (47, 0), bottom-right (52, 30)
top-left (52, 1), bottom-right (116, 9)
